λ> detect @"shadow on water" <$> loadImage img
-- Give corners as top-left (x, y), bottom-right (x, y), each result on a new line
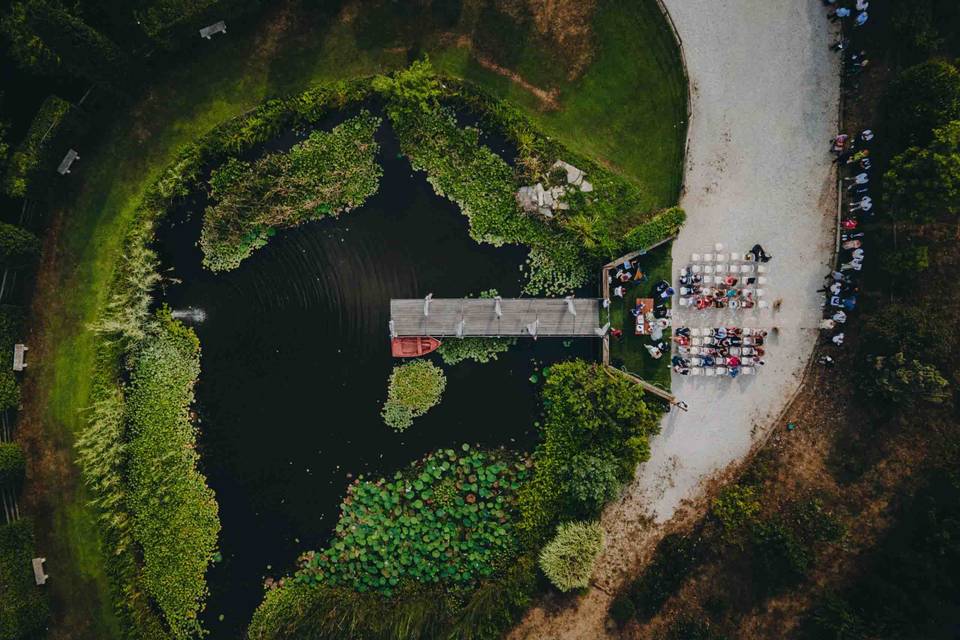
top-left (155, 114), bottom-right (596, 637)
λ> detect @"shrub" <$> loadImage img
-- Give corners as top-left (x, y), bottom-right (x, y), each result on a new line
top-left (125, 309), bottom-right (220, 638)
top-left (0, 519), bottom-right (50, 639)
top-left (879, 245), bottom-right (929, 278)
top-left (538, 520), bottom-right (604, 592)
top-left (562, 453), bottom-right (622, 519)
top-left (622, 206), bottom-right (686, 250)
top-left (864, 353), bottom-right (949, 408)
top-left (2, 94), bottom-right (72, 198)
top-left (609, 593), bottom-right (636, 627)
top-left (0, 222), bottom-right (40, 269)
top-left (372, 57), bottom-right (442, 113)
top-left (296, 446), bottom-right (529, 592)
top-left (884, 60), bottom-right (960, 150)
top-left (749, 520), bottom-right (812, 589)
top-left (0, 442), bottom-right (26, 485)
top-left (628, 531), bottom-right (710, 620)
top-left (381, 360), bottom-right (446, 431)
top-left (711, 484), bottom-right (761, 543)
top-left (0, 2), bottom-right (60, 76)
top-left (201, 111), bottom-right (383, 271)
top-left (883, 120), bottom-right (960, 222)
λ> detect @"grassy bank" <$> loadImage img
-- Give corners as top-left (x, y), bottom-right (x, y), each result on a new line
top-left (17, 1), bottom-right (686, 636)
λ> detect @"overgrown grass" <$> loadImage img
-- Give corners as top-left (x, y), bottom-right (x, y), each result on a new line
top-left (608, 244), bottom-right (673, 388)
top-left (22, 1), bottom-right (685, 634)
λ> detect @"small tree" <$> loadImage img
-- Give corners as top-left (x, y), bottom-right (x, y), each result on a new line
top-left (884, 60), bottom-right (960, 150)
top-left (712, 484), bottom-right (761, 543)
top-left (381, 360), bottom-right (447, 431)
top-left (866, 353), bottom-right (950, 408)
top-left (883, 120), bottom-right (960, 222)
top-left (0, 222), bottom-right (40, 269)
top-left (539, 520), bottom-right (604, 591)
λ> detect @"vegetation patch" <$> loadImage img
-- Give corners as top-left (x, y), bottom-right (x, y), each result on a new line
top-left (0, 519), bottom-right (49, 639)
top-left (296, 446), bottom-right (529, 593)
top-left (538, 520), bottom-right (604, 591)
top-left (382, 360), bottom-right (447, 432)
top-left (1, 94), bottom-right (72, 198)
top-left (201, 111), bottom-right (383, 271)
top-left (125, 309), bottom-right (220, 637)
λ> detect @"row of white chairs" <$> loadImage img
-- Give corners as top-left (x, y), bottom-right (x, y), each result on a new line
top-left (680, 287), bottom-right (766, 297)
top-left (684, 264), bottom-right (767, 275)
top-left (683, 327), bottom-right (767, 336)
top-left (678, 346), bottom-right (763, 356)
top-left (684, 275), bottom-right (768, 286)
top-left (687, 366), bottom-right (758, 377)
top-left (685, 356), bottom-right (761, 367)
top-left (677, 298), bottom-right (771, 310)
top-left (688, 337), bottom-right (763, 346)
top-left (691, 251), bottom-right (763, 263)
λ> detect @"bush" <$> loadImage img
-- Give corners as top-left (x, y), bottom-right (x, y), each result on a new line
top-left (0, 442), bottom-right (26, 485)
top-left (201, 111), bottom-right (383, 271)
top-left (884, 60), bottom-right (960, 150)
top-left (864, 353), bottom-right (949, 408)
top-left (2, 94), bottom-right (72, 198)
top-left (0, 2), bottom-right (60, 76)
top-left (518, 361), bottom-right (662, 542)
top-left (381, 360), bottom-right (446, 431)
top-left (628, 531), bottom-right (710, 620)
top-left (883, 120), bottom-right (960, 222)
top-left (562, 453), bottom-right (622, 519)
top-left (125, 309), bottom-right (220, 638)
top-left (879, 245), bottom-right (929, 279)
top-left (749, 520), bottom-right (812, 590)
top-left (0, 222), bottom-right (40, 269)
top-left (538, 520), bottom-right (604, 592)
top-left (0, 519), bottom-right (50, 639)
top-left (711, 484), bottom-right (760, 543)
top-left (609, 593), bottom-right (636, 627)
top-left (622, 206), bottom-right (686, 250)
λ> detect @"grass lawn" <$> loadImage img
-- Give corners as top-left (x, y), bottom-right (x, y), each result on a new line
top-left (17, 1), bottom-right (686, 635)
top-left (608, 244), bottom-right (673, 390)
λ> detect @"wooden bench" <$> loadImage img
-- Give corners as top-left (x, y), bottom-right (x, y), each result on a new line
top-left (12, 344), bottom-right (27, 372)
top-left (57, 149), bottom-right (79, 175)
top-left (634, 298), bottom-right (654, 335)
top-left (32, 557), bottom-right (48, 585)
top-left (199, 21), bottom-right (226, 39)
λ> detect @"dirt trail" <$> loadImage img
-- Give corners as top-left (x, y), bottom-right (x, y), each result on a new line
top-left (508, 1), bottom-right (840, 637)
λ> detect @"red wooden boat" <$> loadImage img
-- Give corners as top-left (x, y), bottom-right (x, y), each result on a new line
top-left (391, 336), bottom-right (442, 358)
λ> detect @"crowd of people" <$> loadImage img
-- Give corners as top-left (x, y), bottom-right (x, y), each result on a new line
top-left (670, 327), bottom-right (769, 378)
top-left (676, 244), bottom-right (772, 311)
top-left (820, 2), bottom-right (876, 354)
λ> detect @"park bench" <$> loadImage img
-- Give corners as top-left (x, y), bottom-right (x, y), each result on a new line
top-left (12, 344), bottom-right (27, 372)
top-left (32, 557), bottom-right (48, 586)
top-left (57, 149), bottom-right (79, 175)
top-left (200, 21), bottom-right (226, 40)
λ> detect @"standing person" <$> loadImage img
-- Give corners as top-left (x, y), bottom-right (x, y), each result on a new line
top-left (832, 332), bottom-right (845, 347)
top-left (749, 244), bottom-right (773, 262)
top-left (849, 197), bottom-right (873, 213)
top-left (832, 310), bottom-right (847, 324)
top-left (818, 355), bottom-right (835, 367)
top-left (854, 11), bottom-right (868, 27)
top-left (844, 172), bottom-right (869, 185)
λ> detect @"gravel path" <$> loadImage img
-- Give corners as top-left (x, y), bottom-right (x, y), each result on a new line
top-left (510, 1), bottom-right (839, 637)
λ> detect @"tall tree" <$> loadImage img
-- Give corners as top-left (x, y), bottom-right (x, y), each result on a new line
top-left (0, 222), bottom-right (41, 269)
top-left (883, 120), bottom-right (960, 222)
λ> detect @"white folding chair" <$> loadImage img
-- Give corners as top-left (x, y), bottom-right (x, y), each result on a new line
top-left (680, 287), bottom-right (692, 296)
top-left (757, 277), bottom-right (768, 285)
top-left (678, 297), bottom-right (692, 307)
top-left (691, 357), bottom-right (703, 366)
top-left (690, 367), bottom-right (703, 376)
top-left (715, 264), bottom-right (727, 274)
top-left (714, 243), bottom-right (725, 251)
top-left (742, 346), bottom-right (756, 356)
top-left (704, 367), bottom-right (716, 377)
top-left (728, 347), bottom-right (742, 356)
top-left (715, 253), bottom-right (728, 262)
top-left (703, 253), bottom-right (715, 262)
top-left (690, 328), bottom-right (702, 337)
top-left (739, 264), bottom-right (755, 274)
top-left (729, 300), bottom-right (740, 310)
top-left (740, 366), bottom-right (756, 375)
top-left (692, 265), bottom-right (702, 274)
top-left (689, 346), bottom-right (702, 355)
top-left (758, 300), bottom-right (770, 309)
top-left (715, 366), bottom-right (728, 376)
top-left (691, 337), bottom-right (702, 346)
top-left (691, 253), bottom-right (701, 262)
top-left (757, 264), bottom-right (768, 274)
top-left (755, 289), bottom-right (766, 297)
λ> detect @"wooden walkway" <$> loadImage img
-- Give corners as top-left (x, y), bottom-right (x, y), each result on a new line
top-left (390, 297), bottom-right (603, 337)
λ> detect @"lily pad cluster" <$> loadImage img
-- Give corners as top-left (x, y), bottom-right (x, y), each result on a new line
top-left (296, 446), bottom-right (529, 594)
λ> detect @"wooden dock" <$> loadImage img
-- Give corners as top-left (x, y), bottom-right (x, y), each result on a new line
top-left (390, 297), bottom-right (603, 338)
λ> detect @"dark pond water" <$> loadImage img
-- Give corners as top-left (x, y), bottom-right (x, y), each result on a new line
top-left (155, 117), bottom-right (596, 637)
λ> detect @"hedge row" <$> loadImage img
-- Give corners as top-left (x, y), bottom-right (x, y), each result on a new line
top-left (0, 519), bottom-right (50, 640)
top-left (622, 206), bottom-right (686, 250)
top-left (2, 94), bottom-right (73, 198)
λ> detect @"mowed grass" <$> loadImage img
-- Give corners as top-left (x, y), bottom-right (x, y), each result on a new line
top-left (22, 2), bottom-right (686, 635)
top-left (608, 245), bottom-right (673, 389)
